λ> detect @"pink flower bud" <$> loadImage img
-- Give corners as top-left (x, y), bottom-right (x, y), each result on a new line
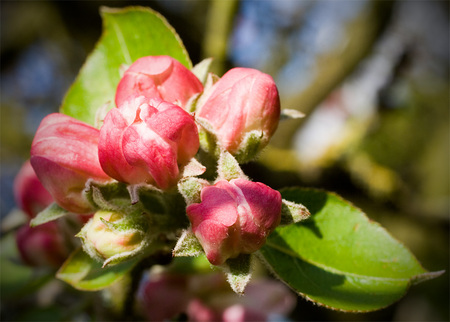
top-left (222, 304), bottom-right (266, 322)
top-left (115, 56), bottom-right (203, 109)
top-left (196, 68), bottom-right (280, 157)
top-left (98, 97), bottom-right (199, 189)
top-left (187, 179), bottom-right (282, 265)
top-left (16, 222), bottom-right (69, 268)
top-left (139, 274), bottom-right (189, 321)
top-left (30, 113), bottom-right (112, 213)
top-left (14, 160), bottom-right (53, 219)
top-left (187, 299), bottom-right (219, 321)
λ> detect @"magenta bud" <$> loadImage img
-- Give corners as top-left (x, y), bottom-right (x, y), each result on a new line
top-left (139, 273), bottom-right (189, 321)
top-left (14, 160), bottom-right (53, 219)
top-left (115, 55), bottom-right (203, 110)
top-left (196, 68), bottom-right (280, 160)
top-left (187, 179), bottom-right (282, 266)
top-left (30, 113), bottom-right (112, 213)
top-left (16, 221), bottom-right (69, 268)
top-left (98, 97), bottom-right (200, 189)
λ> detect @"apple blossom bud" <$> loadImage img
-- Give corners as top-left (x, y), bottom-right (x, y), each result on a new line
top-left (98, 97), bottom-right (199, 190)
top-left (115, 55), bottom-right (203, 109)
top-left (14, 160), bottom-right (53, 219)
top-left (187, 299), bottom-right (219, 321)
top-left (187, 179), bottom-right (282, 266)
top-left (16, 222), bottom-right (69, 268)
top-left (139, 273), bottom-right (189, 321)
top-left (78, 209), bottom-right (150, 266)
top-left (196, 68), bottom-right (280, 162)
top-left (30, 113), bottom-right (112, 213)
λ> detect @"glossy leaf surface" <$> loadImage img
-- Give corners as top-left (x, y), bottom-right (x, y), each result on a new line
top-left (260, 188), bottom-right (440, 312)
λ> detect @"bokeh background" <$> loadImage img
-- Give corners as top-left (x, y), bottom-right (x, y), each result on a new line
top-left (1, 0), bottom-right (449, 321)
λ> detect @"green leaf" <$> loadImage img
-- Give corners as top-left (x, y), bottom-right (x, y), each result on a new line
top-left (61, 6), bottom-right (192, 125)
top-left (30, 203), bottom-right (70, 227)
top-left (57, 248), bottom-right (139, 291)
top-left (259, 188), bottom-right (443, 312)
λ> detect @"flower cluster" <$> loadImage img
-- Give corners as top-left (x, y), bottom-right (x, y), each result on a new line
top-left (22, 55), bottom-right (307, 292)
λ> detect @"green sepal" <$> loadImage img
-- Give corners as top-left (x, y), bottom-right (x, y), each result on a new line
top-left (184, 92), bottom-right (201, 113)
top-left (126, 183), bottom-right (162, 205)
top-left (99, 217), bottom-right (121, 231)
top-left (195, 72), bottom-right (221, 149)
top-left (84, 180), bottom-right (129, 211)
top-left (183, 58), bottom-right (215, 111)
top-left (172, 229), bottom-right (204, 257)
top-left (195, 72), bottom-right (220, 110)
top-left (221, 254), bottom-right (253, 295)
top-left (197, 117), bottom-right (219, 156)
top-left (233, 130), bottom-right (264, 164)
top-left (180, 158), bottom-right (206, 178)
top-left (178, 177), bottom-right (210, 205)
top-left (138, 188), bottom-right (168, 216)
top-left (279, 198), bottom-right (310, 225)
top-left (191, 58), bottom-right (213, 85)
top-left (217, 150), bottom-right (248, 182)
top-left (30, 203), bottom-right (71, 227)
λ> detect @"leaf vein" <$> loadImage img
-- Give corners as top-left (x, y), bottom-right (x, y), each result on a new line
top-left (265, 241), bottom-right (412, 282)
top-left (111, 19), bottom-right (133, 64)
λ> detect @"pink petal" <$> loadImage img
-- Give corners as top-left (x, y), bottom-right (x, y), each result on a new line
top-left (122, 122), bottom-right (178, 189)
top-left (99, 108), bottom-right (150, 183)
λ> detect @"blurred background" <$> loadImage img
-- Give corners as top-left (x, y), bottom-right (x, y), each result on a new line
top-left (1, 0), bottom-right (448, 321)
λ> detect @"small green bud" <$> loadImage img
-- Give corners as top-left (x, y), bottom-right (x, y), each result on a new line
top-left (78, 209), bottom-right (151, 267)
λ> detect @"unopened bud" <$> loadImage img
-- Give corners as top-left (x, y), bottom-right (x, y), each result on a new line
top-left (187, 179), bottom-right (282, 266)
top-left (196, 68), bottom-right (280, 163)
top-left (30, 113), bottom-right (112, 213)
top-left (115, 55), bottom-right (203, 110)
top-left (98, 97), bottom-right (199, 190)
top-left (78, 209), bottom-right (150, 266)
